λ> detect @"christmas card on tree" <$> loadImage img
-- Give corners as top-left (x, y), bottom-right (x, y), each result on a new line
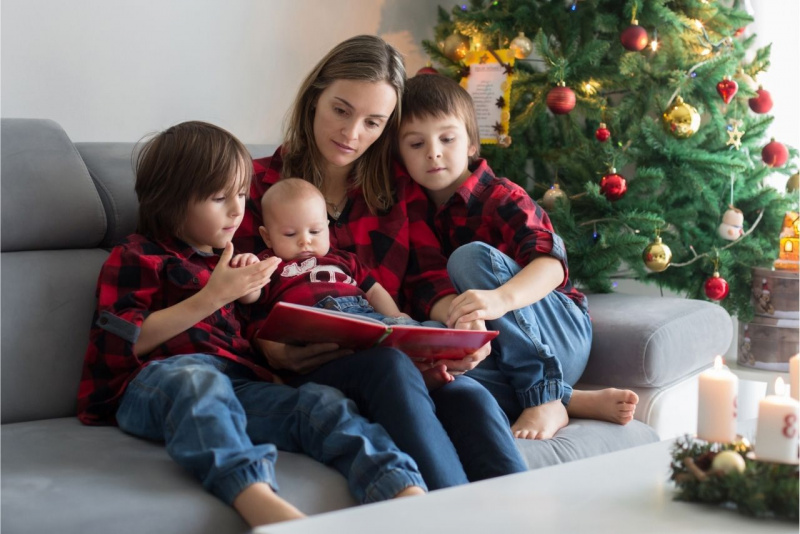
top-left (257, 301), bottom-right (498, 360)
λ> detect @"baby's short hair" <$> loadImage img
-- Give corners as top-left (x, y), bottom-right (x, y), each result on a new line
top-left (261, 178), bottom-right (325, 223)
top-left (402, 74), bottom-right (480, 158)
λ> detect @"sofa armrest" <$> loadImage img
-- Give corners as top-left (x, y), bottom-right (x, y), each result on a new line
top-left (580, 293), bottom-right (733, 388)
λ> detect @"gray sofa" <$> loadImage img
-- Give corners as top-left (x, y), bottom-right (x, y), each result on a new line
top-left (1, 118), bottom-right (734, 534)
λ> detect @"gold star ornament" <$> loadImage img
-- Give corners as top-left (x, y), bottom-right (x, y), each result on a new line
top-left (726, 121), bottom-right (744, 150)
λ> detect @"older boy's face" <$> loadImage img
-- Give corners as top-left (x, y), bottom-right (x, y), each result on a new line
top-left (398, 114), bottom-right (477, 206)
top-left (262, 194), bottom-right (331, 262)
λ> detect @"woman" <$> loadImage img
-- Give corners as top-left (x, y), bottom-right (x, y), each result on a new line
top-left (234, 35), bottom-right (527, 486)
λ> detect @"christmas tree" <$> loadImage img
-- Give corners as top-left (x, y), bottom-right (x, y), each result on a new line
top-left (422, 0), bottom-right (797, 319)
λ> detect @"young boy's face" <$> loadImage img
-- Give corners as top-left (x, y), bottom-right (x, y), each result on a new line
top-left (260, 193), bottom-right (331, 261)
top-left (180, 173), bottom-right (247, 253)
top-left (398, 113), bottom-right (477, 205)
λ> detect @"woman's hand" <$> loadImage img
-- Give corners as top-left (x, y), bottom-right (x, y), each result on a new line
top-left (446, 288), bottom-right (509, 328)
top-left (440, 318), bottom-right (491, 374)
top-left (255, 339), bottom-right (353, 374)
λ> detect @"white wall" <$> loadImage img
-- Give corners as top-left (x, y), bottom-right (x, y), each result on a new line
top-left (1, 0), bottom-right (797, 157)
top-left (0, 0), bottom-right (440, 143)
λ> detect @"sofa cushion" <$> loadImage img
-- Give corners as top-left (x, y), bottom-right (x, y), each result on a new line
top-left (1, 418), bottom-right (358, 534)
top-left (581, 293), bottom-right (733, 388)
top-left (515, 418), bottom-right (658, 469)
top-left (0, 249), bottom-right (108, 424)
top-left (1, 119), bottom-right (106, 251)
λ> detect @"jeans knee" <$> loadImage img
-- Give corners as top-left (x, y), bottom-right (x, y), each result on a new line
top-left (157, 362), bottom-right (233, 405)
top-left (448, 242), bottom-right (492, 268)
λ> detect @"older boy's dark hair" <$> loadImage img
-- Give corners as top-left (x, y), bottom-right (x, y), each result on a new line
top-left (134, 121), bottom-right (252, 241)
top-left (401, 74), bottom-right (480, 159)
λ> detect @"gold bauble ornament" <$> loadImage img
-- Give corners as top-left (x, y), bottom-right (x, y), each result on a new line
top-left (711, 450), bottom-right (746, 474)
top-left (787, 172), bottom-right (799, 194)
top-left (509, 32), bottom-right (533, 59)
top-left (642, 235), bottom-right (672, 272)
top-left (497, 134), bottom-right (512, 148)
top-left (443, 32), bottom-right (469, 61)
top-left (662, 96), bottom-right (701, 139)
top-left (541, 184), bottom-right (568, 210)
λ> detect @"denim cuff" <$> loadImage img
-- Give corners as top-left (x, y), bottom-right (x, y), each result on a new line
top-left (516, 379), bottom-right (568, 409)
top-left (211, 457), bottom-right (278, 506)
top-left (362, 468), bottom-right (427, 504)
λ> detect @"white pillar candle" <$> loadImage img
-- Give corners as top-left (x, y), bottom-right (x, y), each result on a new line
top-left (790, 354), bottom-right (799, 402)
top-left (697, 356), bottom-right (738, 443)
top-left (754, 377), bottom-right (799, 464)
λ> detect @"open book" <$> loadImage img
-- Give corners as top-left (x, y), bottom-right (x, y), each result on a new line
top-left (258, 301), bottom-right (498, 360)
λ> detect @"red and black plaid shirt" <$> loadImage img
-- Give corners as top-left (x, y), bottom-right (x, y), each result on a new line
top-left (421, 159), bottom-right (587, 312)
top-left (77, 234), bottom-right (274, 425)
top-left (234, 147), bottom-right (455, 319)
top-left (261, 249), bottom-right (377, 311)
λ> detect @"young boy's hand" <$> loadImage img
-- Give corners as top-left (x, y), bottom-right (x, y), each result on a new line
top-left (446, 288), bottom-right (509, 328)
top-left (205, 243), bottom-right (279, 307)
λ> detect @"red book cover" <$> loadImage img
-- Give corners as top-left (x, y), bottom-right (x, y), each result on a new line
top-left (257, 302), bottom-right (498, 360)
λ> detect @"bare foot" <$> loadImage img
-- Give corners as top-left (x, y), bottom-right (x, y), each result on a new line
top-left (420, 364), bottom-right (454, 391)
top-left (233, 482), bottom-right (306, 527)
top-left (511, 399), bottom-right (569, 440)
top-left (394, 485), bottom-right (426, 498)
top-left (567, 388), bottom-right (638, 425)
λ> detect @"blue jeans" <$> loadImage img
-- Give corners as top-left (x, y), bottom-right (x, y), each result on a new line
top-left (447, 242), bottom-right (592, 420)
top-left (116, 353), bottom-right (426, 506)
top-left (285, 348), bottom-right (528, 485)
top-left (315, 295), bottom-right (436, 327)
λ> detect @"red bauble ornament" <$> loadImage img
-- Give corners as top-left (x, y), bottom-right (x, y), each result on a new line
top-left (716, 77), bottom-right (738, 104)
top-left (595, 123), bottom-right (611, 142)
top-left (733, 27), bottom-right (746, 37)
top-left (762, 139), bottom-right (789, 168)
top-left (748, 87), bottom-right (773, 114)
top-left (620, 23), bottom-right (648, 51)
top-left (704, 272), bottom-right (730, 301)
top-left (546, 83), bottom-right (576, 115)
top-left (600, 169), bottom-right (627, 201)
top-left (416, 64), bottom-right (439, 76)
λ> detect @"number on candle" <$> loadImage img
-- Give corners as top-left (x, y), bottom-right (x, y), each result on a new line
top-left (783, 413), bottom-right (797, 439)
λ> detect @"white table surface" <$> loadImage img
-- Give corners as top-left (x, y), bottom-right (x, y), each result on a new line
top-left (255, 439), bottom-right (797, 534)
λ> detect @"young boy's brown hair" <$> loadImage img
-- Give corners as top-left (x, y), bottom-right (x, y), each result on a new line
top-left (135, 121), bottom-right (252, 240)
top-left (401, 74), bottom-right (481, 161)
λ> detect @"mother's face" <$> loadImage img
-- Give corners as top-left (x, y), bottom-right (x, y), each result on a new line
top-left (312, 79), bottom-right (397, 174)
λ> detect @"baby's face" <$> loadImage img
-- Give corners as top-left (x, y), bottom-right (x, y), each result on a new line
top-left (263, 194), bottom-right (330, 261)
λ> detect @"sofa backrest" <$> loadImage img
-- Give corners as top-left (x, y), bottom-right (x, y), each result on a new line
top-left (1, 118), bottom-right (110, 424)
top-left (1, 117), bottom-right (277, 424)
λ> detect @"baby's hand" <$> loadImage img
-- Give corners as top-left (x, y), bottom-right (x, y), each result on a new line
top-left (230, 253), bottom-right (260, 268)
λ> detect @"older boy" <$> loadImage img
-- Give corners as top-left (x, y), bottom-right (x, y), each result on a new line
top-left (397, 74), bottom-right (639, 440)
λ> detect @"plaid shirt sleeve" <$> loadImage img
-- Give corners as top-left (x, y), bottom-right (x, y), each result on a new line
top-left (77, 239), bottom-right (162, 424)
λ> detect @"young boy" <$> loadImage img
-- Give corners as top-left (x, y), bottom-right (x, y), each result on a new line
top-left (256, 178), bottom-right (453, 387)
top-left (76, 121), bottom-right (426, 528)
top-left (397, 74), bottom-right (639, 440)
